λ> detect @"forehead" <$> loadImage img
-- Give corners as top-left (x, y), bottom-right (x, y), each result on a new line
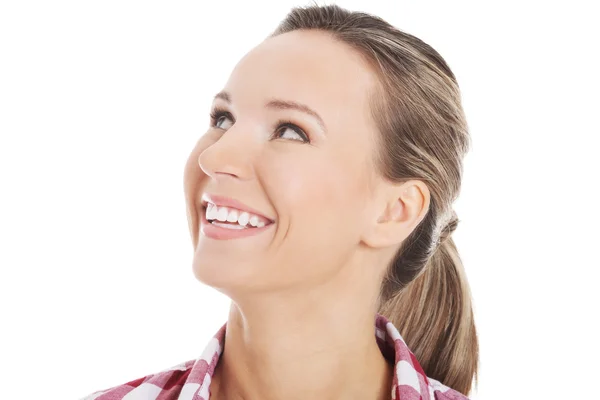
top-left (223, 30), bottom-right (378, 129)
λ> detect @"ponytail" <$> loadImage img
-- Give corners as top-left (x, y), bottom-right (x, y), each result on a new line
top-left (378, 210), bottom-right (478, 395)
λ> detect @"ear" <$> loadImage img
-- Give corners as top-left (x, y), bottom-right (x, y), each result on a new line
top-left (361, 179), bottom-right (431, 249)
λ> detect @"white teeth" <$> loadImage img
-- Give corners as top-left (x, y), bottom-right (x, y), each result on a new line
top-left (237, 212), bottom-right (250, 226)
top-left (216, 206), bottom-right (229, 222)
top-left (226, 209), bottom-right (239, 222)
top-left (204, 202), bottom-right (270, 228)
top-left (212, 221), bottom-right (246, 230)
top-left (249, 215), bottom-right (259, 227)
top-left (206, 204), bottom-right (217, 221)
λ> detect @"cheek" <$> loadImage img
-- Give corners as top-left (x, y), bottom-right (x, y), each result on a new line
top-left (263, 147), bottom-right (371, 243)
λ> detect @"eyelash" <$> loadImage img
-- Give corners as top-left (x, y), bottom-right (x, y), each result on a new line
top-left (209, 106), bottom-right (310, 144)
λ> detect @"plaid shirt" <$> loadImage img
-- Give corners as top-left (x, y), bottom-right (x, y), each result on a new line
top-left (81, 314), bottom-right (469, 400)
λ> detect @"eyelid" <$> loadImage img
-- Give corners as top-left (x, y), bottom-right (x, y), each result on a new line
top-left (208, 105), bottom-right (312, 143)
top-left (274, 119), bottom-right (310, 143)
top-left (209, 106), bottom-right (234, 127)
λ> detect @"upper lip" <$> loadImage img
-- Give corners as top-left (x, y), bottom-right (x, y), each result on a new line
top-left (200, 193), bottom-right (275, 222)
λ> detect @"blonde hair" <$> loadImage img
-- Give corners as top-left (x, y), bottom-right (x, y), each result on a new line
top-left (270, 4), bottom-right (479, 395)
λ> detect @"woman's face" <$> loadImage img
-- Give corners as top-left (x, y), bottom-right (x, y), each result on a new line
top-left (184, 30), bottom-right (384, 296)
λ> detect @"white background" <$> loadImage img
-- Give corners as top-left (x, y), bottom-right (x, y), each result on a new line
top-left (1, 1), bottom-right (598, 399)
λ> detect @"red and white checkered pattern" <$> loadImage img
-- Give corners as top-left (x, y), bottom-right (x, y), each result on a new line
top-left (81, 314), bottom-right (469, 399)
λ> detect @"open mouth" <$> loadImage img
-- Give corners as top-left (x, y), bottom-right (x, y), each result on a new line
top-left (200, 201), bottom-right (275, 230)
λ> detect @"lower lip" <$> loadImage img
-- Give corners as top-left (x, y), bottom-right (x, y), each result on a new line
top-left (200, 208), bottom-right (274, 240)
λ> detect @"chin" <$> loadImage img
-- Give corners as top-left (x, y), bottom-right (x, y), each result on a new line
top-left (191, 264), bottom-right (230, 293)
top-left (191, 253), bottom-right (259, 293)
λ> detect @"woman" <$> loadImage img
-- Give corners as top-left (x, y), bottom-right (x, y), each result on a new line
top-left (83, 4), bottom-right (478, 400)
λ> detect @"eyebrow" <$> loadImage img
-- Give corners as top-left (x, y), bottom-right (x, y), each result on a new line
top-left (213, 90), bottom-right (326, 132)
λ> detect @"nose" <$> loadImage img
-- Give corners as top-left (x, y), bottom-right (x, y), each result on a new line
top-left (198, 126), bottom-right (256, 181)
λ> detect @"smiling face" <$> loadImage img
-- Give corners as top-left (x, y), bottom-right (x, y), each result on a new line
top-left (183, 30), bottom-right (385, 296)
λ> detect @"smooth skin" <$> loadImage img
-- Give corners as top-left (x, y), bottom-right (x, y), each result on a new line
top-left (183, 29), bottom-right (430, 400)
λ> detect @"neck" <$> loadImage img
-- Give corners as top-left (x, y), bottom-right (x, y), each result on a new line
top-left (209, 291), bottom-right (393, 400)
